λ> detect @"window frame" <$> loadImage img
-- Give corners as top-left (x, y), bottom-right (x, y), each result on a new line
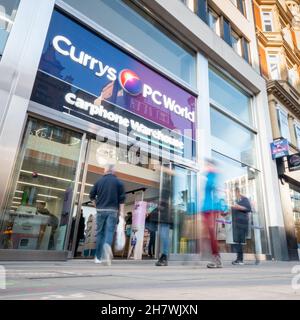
top-left (276, 105), bottom-right (291, 142)
top-left (267, 54), bottom-right (280, 80)
top-left (294, 121), bottom-right (300, 150)
top-left (207, 7), bottom-right (220, 35)
top-left (231, 29), bottom-right (242, 56)
top-left (261, 11), bottom-right (274, 32)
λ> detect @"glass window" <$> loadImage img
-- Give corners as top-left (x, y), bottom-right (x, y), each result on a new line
top-left (230, 0), bottom-right (246, 16)
top-left (0, 0), bottom-right (20, 57)
top-left (222, 17), bottom-right (232, 46)
top-left (294, 122), bottom-right (300, 150)
top-left (210, 107), bottom-right (256, 166)
top-left (261, 11), bottom-right (273, 32)
top-left (237, 0), bottom-right (246, 16)
top-left (241, 37), bottom-right (250, 64)
top-left (0, 118), bottom-right (83, 251)
top-left (231, 30), bottom-right (241, 56)
top-left (209, 67), bottom-right (252, 124)
top-left (194, 0), bottom-right (207, 23)
top-left (208, 8), bottom-right (219, 35)
top-left (211, 151), bottom-right (268, 255)
top-left (290, 188), bottom-right (300, 248)
top-left (169, 165), bottom-right (198, 254)
top-left (277, 106), bottom-right (291, 142)
top-left (268, 54), bottom-right (280, 80)
top-left (288, 68), bottom-right (297, 87)
top-left (63, 0), bottom-right (196, 87)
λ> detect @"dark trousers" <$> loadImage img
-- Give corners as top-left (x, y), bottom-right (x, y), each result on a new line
top-left (148, 231), bottom-right (156, 256)
top-left (234, 227), bottom-right (247, 262)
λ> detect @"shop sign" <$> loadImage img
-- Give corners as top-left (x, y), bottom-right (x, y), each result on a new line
top-left (31, 10), bottom-right (196, 137)
top-left (270, 138), bottom-right (289, 159)
top-left (287, 153), bottom-right (300, 172)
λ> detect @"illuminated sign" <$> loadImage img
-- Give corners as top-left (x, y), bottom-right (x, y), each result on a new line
top-left (52, 34), bottom-right (195, 123)
top-left (31, 10), bottom-right (196, 160)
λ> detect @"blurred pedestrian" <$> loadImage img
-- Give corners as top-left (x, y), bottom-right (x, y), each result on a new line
top-left (90, 164), bottom-right (126, 265)
top-left (201, 159), bottom-right (223, 268)
top-left (152, 166), bottom-right (174, 267)
top-left (145, 208), bottom-right (157, 258)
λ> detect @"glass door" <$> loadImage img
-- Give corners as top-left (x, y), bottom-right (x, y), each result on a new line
top-left (157, 163), bottom-right (198, 256)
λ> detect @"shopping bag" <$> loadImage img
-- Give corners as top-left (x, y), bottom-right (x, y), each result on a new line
top-left (114, 216), bottom-right (126, 251)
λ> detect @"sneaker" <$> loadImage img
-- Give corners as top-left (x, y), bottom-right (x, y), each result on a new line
top-left (102, 243), bottom-right (113, 266)
top-left (94, 257), bottom-right (102, 264)
top-left (155, 254), bottom-right (168, 266)
top-left (232, 260), bottom-right (244, 265)
top-left (207, 255), bottom-right (223, 268)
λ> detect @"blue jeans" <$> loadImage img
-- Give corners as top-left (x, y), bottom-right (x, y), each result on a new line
top-left (95, 210), bottom-right (118, 260)
top-left (160, 223), bottom-right (170, 256)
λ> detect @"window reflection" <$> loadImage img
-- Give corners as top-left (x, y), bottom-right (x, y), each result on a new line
top-left (0, 118), bottom-right (82, 251)
top-left (210, 107), bottom-right (256, 167)
top-left (63, 0), bottom-right (196, 87)
top-left (209, 67), bottom-right (252, 124)
top-left (0, 0), bottom-right (20, 57)
top-left (212, 151), bottom-right (268, 254)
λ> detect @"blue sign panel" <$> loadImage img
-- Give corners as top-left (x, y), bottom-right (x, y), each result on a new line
top-left (270, 139), bottom-right (289, 159)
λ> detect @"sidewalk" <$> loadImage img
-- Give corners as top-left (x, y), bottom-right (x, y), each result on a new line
top-left (0, 259), bottom-right (299, 300)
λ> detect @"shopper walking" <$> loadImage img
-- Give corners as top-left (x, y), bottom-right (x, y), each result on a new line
top-left (154, 166), bottom-right (174, 267)
top-left (90, 164), bottom-right (126, 265)
top-left (201, 159), bottom-right (223, 269)
top-left (231, 187), bottom-right (252, 265)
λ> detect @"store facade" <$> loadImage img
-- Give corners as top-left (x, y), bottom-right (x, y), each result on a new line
top-left (0, 0), bottom-right (287, 260)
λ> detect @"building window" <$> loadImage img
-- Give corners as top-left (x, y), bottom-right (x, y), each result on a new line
top-left (231, 30), bottom-right (241, 56)
top-left (194, 0), bottom-right (207, 23)
top-left (290, 188), bottom-right (300, 248)
top-left (207, 8), bottom-right (219, 34)
top-left (209, 67), bottom-right (267, 255)
top-left (294, 122), bottom-right (300, 150)
top-left (261, 11), bottom-right (274, 32)
top-left (222, 17), bottom-right (232, 46)
top-left (241, 37), bottom-right (250, 63)
top-left (210, 107), bottom-right (256, 166)
top-left (230, 0), bottom-right (246, 16)
top-left (63, 0), bottom-right (196, 87)
top-left (277, 106), bottom-right (291, 142)
top-left (268, 54), bottom-right (280, 80)
top-left (288, 68), bottom-right (297, 87)
top-left (0, 0), bottom-right (20, 57)
top-left (209, 66), bottom-right (252, 124)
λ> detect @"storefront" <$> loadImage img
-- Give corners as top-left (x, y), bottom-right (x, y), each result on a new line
top-left (0, 0), bottom-right (281, 261)
top-left (0, 3), bottom-right (199, 260)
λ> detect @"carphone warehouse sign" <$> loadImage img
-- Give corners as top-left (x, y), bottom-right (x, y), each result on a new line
top-left (31, 10), bottom-right (196, 157)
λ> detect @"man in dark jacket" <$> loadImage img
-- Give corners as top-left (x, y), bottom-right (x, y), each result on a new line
top-left (231, 187), bottom-right (252, 265)
top-left (90, 164), bottom-right (126, 265)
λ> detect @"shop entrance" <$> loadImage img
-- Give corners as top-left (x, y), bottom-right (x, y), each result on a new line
top-left (68, 138), bottom-right (161, 260)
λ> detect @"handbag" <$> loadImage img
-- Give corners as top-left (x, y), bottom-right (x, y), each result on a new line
top-left (114, 216), bottom-right (126, 251)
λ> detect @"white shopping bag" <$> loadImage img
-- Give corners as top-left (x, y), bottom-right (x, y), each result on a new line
top-left (114, 216), bottom-right (125, 251)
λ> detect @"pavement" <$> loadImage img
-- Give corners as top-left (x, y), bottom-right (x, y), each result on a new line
top-left (0, 259), bottom-right (300, 300)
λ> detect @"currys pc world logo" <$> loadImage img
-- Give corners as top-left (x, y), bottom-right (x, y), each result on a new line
top-left (52, 35), bottom-right (195, 123)
top-left (118, 69), bottom-right (142, 96)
